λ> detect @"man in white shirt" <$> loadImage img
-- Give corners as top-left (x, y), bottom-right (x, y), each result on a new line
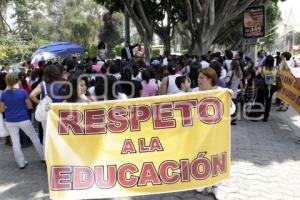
top-left (200, 55), bottom-right (209, 69)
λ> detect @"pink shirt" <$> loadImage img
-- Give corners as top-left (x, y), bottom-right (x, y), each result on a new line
top-left (141, 79), bottom-right (158, 96)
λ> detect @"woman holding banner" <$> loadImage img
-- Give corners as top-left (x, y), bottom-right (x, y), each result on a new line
top-left (193, 67), bottom-right (235, 195)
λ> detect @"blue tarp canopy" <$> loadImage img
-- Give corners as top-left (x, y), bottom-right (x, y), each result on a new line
top-left (31, 41), bottom-right (84, 63)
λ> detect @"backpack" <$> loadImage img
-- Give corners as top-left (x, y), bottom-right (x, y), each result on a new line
top-left (263, 67), bottom-right (276, 85)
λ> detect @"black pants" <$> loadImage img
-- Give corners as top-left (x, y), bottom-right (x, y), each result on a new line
top-left (256, 85), bottom-right (277, 120)
top-left (231, 99), bottom-right (238, 123)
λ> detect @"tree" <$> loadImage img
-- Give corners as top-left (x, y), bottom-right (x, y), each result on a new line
top-left (152, 0), bottom-right (186, 53)
top-left (0, 0), bottom-right (104, 64)
top-left (184, 0), bottom-right (256, 54)
top-left (214, 0), bottom-right (281, 51)
top-left (99, 12), bottom-right (123, 58)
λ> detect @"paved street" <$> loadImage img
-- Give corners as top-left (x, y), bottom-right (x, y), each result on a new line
top-left (0, 107), bottom-right (300, 200)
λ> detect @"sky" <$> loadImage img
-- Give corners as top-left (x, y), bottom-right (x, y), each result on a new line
top-left (278, 0), bottom-right (300, 33)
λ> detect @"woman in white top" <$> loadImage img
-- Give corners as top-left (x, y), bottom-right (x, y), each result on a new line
top-left (225, 59), bottom-right (243, 125)
top-left (159, 63), bottom-right (181, 95)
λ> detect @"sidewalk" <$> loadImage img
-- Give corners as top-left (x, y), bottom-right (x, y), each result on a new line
top-left (0, 107), bottom-right (299, 200)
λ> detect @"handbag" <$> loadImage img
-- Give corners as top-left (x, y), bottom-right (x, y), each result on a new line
top-left (0, 113), bottom-right (9, 137)
top-left (35, 81), bottom-right (52, 122)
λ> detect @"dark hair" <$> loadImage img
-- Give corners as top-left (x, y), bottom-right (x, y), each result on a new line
top-left (142, 70), bottom-right (151, 84)
top-left (264, 55), bottom-right (275, 70)
top-left (107, 61), bottom-right (118, 74)
top-left (77, 63), bottom-right (85, 72)
top-left (100, 65), bottom-right (108, 74)
top-left (65, 73), bottom-right (81, 102)
top-left (201, 55), bottom-right (207, 61)
top-left (0, 72), bottom-right (7, 90)
top-left (42, 65), bottom-right (62, 84)
top-left (199, 68), bottom-right (218, 86)
top-left (98, 42), bottom-right (105, 49)
top-left (225, 50), bottom-right (233, 60)
top-left (282, 52), bottom-right (292, 61)
top-left (121, 66), bottom-right (133, 81)
top-left (66, 58), bottom-right (77, 72)
top-left (95, 75), bottom-right (119, 101)
top-left (175, 76), bottom-right (187, 90)
top-left (132, 63), bottom-right (140, 77)
top-left (238, 51), bottom-right (244, 58)
top-left (231, 59), bottom-right (243, 78)
top-left (38, 61), bottom-right (45, 69)
top-left (30, 70), bottom-right (37, 81)
top-left (215, 52), bottom-right (221, 58)
top-left (18, 72), bottom-right (28, 89)
top-left (167, 61), bottom-right (178, 75)
top-left (209, 61), bottom-right (222, 78)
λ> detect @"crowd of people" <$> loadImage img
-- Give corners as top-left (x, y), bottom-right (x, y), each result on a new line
top-left (0, 43), bottom-right (297, 171)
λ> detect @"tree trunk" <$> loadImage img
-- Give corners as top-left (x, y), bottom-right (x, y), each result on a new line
top-left (143, 33), bottom-right (152, 63)
top-left (164, 36), bottom-right (171, 54)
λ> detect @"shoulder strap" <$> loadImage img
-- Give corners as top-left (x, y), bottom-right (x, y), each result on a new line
top-left (166, 76), bottom-right (169, 91)
top-left (42, 81), bottom-right (48, 96)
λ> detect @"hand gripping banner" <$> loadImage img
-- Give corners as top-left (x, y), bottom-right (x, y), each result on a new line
top-left (277, 68), bottom-right (300, 114)
top-left (46, 90), bottom-right (231, 200)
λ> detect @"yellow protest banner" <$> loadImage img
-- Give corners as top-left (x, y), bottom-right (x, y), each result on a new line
top-left (277, 68), bottom-right (300, 114)
top-left (46, 90), bottom-right (231, 200)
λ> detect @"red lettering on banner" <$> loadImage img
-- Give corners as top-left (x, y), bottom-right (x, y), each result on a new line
top-left (121, 139), bottom-right (137, 154)
top-left (59, 111), bottom-right (84, 135)
top-left (190, 153), bottom-right (211, 180)
top-left (138, 162), bottom-right (162, 186)
top-left (95, 165), bottom-right (117, 189)
top-left (212, 152), bottom-right (227, 177)
top-left (85, 109), bottom-right (106, 134)
top-left (118, 164), bottom-right (139, 188)
top-left (152, 102), bottom-right (176, 129)
top-left (159, 160), bottom-right (180, 184)
top-left (139, 137), bottom-right (163, 153)
top-left (51, 166), bottom-right (72, 190)
top-left (198, 98), bottom-right (224, 124)
top-left (180, 159), bottom-right (190, 182)
top-left (107, 107), bottom-right (129, 133)
top-left (73, 167), bottom-right (94, 190)
top-left (174, 100), bottom-right (197, 127)
top-left (129, 105), bottom-right (151, 131)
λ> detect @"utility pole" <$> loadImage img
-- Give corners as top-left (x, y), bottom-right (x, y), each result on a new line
top-left (124, 5), bottom-right (130, 43)
top-left (292, 29), bottom-right (295, 55)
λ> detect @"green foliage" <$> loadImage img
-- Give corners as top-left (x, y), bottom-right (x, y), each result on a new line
top-left (89, 43), bottom-right (98, 58)
top-left (182, 49), bottom-right (189, 55)
top-left (152, 48), bottom-right (160, 57)
top-left (114, 44), bottom-right (122, 57)
top-left (94, 0), bottom-right (123, 13)
top-left (214, 0), bottom-right (281, 50)
top-left (1, 0), bottom-right (103, 63)
top-left (0, 33), bottom-right (49, 64)
top-left (259, 1), bottom-right (281, 50)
